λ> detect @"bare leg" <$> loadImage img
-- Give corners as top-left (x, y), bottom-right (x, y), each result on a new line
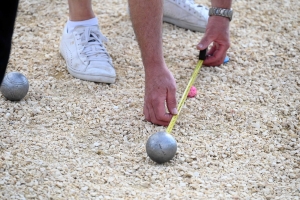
top-left (68, 0), bottom-right (95, 21)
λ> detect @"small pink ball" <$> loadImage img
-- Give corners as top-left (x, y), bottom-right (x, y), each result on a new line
top-left (188, 86), bottom-right (197, 98)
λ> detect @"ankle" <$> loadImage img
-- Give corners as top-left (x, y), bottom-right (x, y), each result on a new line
top-left (68, 2), bottom-right (95, 21)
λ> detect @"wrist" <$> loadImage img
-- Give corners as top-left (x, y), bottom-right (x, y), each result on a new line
top-left (144, 63), bottom-right (169, 81)
top-left (143, 57), bottom-right (166, 72)
top-left (211, 0), bottom-right (232, 9)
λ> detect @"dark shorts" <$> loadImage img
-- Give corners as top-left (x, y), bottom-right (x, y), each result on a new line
top-left (0, 0), bottom-right (19, 84)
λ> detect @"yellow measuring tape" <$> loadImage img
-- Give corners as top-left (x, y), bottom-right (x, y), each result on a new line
top-left (166, 59), bottom-right (204, 134)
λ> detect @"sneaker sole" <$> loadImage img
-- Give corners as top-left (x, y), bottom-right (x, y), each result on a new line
top-left (60, 51), bottom-right (116, 83)
top-left (163, 16), bottom-right (206, 33)
top-left (68, 68), bottom-right (116, 83)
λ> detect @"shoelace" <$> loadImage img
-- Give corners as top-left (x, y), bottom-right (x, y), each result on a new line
top-left (79, 27), bottom-right (110, 62)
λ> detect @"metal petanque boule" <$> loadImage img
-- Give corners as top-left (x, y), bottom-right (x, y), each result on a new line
top-left (0, 72), bottom-right (29, 101)
top-left (146, 131), bottom-right (177, 164)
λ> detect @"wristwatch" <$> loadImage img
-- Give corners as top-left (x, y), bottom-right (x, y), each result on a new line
top-left (209, 7), bottom-right (233, 21)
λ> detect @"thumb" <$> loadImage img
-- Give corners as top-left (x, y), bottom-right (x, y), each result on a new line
top-left (166, 87), bottom-right (178, 115)
top-left (197, 34), bottom-right (211, 50)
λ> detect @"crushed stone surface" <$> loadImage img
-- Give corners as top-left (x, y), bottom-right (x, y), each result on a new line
top-left (0, 0), bottom-right (299, 199)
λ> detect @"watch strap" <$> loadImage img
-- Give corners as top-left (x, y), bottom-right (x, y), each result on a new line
top-left (209, 7), bottom-right (233, 21)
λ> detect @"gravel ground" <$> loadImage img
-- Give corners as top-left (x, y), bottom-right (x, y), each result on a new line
top-left (0, 0), bottom-right (299, 199)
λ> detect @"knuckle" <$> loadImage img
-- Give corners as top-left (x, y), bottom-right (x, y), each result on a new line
top-left (169, 85), bottom-right (176, 92)
top-left (155, 114), bottom-right (164, 121)
top-left (156, 113), bottom-right (169, 122)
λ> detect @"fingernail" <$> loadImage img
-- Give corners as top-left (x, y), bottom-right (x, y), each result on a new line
top-left (197, 44), bottom-right (203, 49)
top-left (172, 108), bottom-right (178, 115)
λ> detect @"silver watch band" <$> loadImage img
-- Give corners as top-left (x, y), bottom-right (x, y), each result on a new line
top-left (209, 7), bottom-right (233, 21)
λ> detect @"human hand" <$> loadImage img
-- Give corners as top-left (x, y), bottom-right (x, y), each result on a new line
top-left (197, 16), bottom-right (230, 66)
top-left (143, 63), bottom-right (177, 126)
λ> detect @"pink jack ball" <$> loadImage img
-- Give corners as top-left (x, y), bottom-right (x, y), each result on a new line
top-left (188, 86), bottom-right (197, 98)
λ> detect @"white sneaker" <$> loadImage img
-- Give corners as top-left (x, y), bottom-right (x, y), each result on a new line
top-left (60, 25), bottom-right (116, 83)
top-left (163, 0), bottom-right (209, 32)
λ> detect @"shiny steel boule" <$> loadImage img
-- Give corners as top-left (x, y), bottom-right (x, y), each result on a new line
top-left (146, 131), bottom-right (177, 164)
top-left (0, 72), bottom-right (29, 101)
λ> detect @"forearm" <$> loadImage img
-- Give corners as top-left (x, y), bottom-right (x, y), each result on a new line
top-left (211, 0), bottom-right (232, 8)
top-left (128, 0), bottom-right (164, 73)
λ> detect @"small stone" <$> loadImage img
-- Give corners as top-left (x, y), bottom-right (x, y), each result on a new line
top-left (81, 186), bottom-right (89, 191)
